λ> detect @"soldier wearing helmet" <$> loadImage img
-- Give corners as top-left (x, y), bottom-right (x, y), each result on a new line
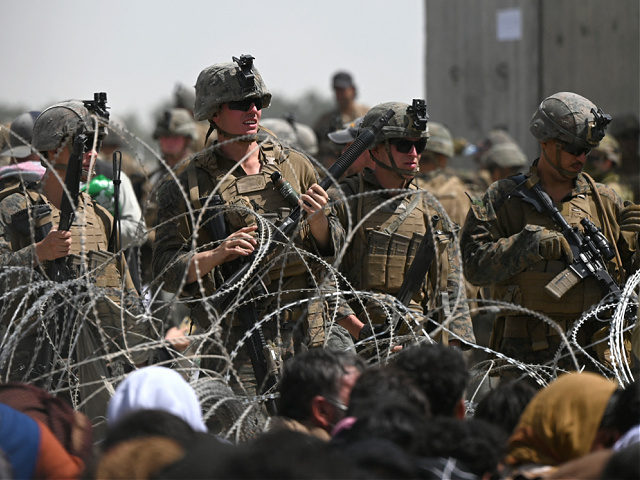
top-left (0, 99), bottom-right (149, 426)
top-left (416, 122), bottom-right (470, 228)
top-left (585, 134), bottom-right (634, 202)
top-left (152, 55), bottom-right (351, 396)
top-left (461, 92), bottom-right (640, 378)
top-left (328, 100), bottom-right (475, 348)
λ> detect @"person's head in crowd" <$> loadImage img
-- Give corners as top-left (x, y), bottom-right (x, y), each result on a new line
top-left (482, 141), bottom-right (527, 182)
top-left (473, 380), bottom-right (536, 436)
top-left (107, 365), bottom-right (207, 432)
top-left (0, 403), bottom-right (83, 480)
top-left (95, 435), bottom-right (185, 479)
top-left (277, 349), bottom-right (365, 435)
top-left (332, 71), bottom-right (359, 113)
top-left (153, 108), bottom-right (197, 167)
top-left (594, 378), bottom-right (640, 450)
top-left (505, 372), bottom-right (617, 468)
top-left (419, 122), bottom-right (454, 174)
top-left (333, 397), bottom-right (429, 454)
top-left (160, 430), bottom-right (362, 479)
top-left (339, 438), bottom-right (419, 479)
top-left (102, 409), bottom-right (197, 452)
top-left (0, 111), bottom-right (41, 163)
top-left (152, 432), bottom-right (233, 480)
top-left (0, 382), bottom-right (93, 462)
top-left (599, 443), bottom-right (640, 480)
top-left (393, 342), bottom-right (469, 418)
top-left (346, 365), bottom-right (430, 420)
top-left (419, 417), bottom-right (507, 480)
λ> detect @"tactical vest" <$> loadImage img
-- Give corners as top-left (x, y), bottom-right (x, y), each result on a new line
top-left (186, 142), bottom-right (313, 282)
top-left (493, 182), bottom-right (622, 321)
top-left (342, 175), bottom-right (451, 314)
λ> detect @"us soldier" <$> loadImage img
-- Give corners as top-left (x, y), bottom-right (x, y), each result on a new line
top-left (481, 141), bottom-right (528, 185)
top-left (0, 100), bottom-right (149, 426)
top-left (608, 113), bottom-right (640, 202)
top-left (152, 55), bottom-right (347, 396)
top-left (314, 71), bottom-right (369, 168)
top-left (416, 122), bottom-right (470, 228)
top-left (329, 101), bottom-right (475, 348)
top-left (585, 134), bottom-right (634, 202)
top-left (461, 92), bottom-right (640, 378)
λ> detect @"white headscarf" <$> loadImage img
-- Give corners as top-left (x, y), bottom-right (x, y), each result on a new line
top-left (107, 366), bottom-right (207, 432)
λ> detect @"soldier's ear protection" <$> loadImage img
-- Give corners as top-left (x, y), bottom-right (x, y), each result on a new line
top-left (407, 99), bottom-right (429, 131)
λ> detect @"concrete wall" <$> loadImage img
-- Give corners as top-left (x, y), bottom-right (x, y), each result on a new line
top-left (425, 0), bottom-right (639, 163)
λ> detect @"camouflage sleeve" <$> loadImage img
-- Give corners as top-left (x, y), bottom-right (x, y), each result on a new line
top-left (0, 192), bottom-right (37, 268)
top-left (460, 184), bottom-right (544, 286)
top-left (151, 178), bottom-right (193, 294)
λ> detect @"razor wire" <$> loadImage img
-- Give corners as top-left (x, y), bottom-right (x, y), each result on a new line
top-left (0, 121), bottom-right (637, 441)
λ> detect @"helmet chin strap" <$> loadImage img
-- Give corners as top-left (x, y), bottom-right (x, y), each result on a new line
top-left (541, 142), bottom-right (580, 179)
top-left (208, 121), bottom-right (257, 144)
top-left (370, 140), bottom-right (417, 184)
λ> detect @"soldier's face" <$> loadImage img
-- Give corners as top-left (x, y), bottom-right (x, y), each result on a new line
top-left (544, 140), bottom-right (588, 175)
top-left (159, 135), bottom-right (189, 156)
top-left (373, 138), bottom-right (421, 176)
top-left (213, 102), bottom-right (262, 138)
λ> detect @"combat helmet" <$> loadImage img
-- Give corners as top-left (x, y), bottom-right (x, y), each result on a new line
top-left (361, 100), bottom-right (429, 145)
top-left (33, 100), bottom-right (97, 152)
top-left (483, 142), bottom-right (527, 169)
top-left (424, 122), bottom-right (453, 158)
top-left (529, 92), bottom-right (611, 153)
top-left (591, 133), bottom-right (621, 165)
top-left (194, 54), bottom-right (272, 121)
top-left (153, 108), bottom-right (197, 140)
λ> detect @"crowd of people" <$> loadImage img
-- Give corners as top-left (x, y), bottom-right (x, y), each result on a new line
top-left (0, 52), bottom-right (639, 478)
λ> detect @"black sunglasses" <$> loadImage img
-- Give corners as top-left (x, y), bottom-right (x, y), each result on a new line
top-left (228, 97), bottom-right (263, 111)
top-left (561, 142), bottom-right (591, 157)
top-left (389, 138), bottom-right (427, 154)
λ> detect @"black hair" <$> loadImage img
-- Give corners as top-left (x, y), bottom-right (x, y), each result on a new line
top-left (393, 343), bottom-right (468, 417)
top-left (418, 417), bottom-right (507, 478)
top-left (474, 380), bottom-right (536, 435)
top-left (347, 365), bottom-right (430, 419)
top-left (600, 443), bottom-right (640, 480)
top-left (102, 409), bottom-right (197, 452)
top-left (278, 348), bottom-right (364, 422)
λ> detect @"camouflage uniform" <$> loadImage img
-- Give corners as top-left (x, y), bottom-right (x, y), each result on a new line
top-left (152, 137), bottom-right (348, 391)
top-left (330, 168), bottom-right (475, 344)
top-left (461, 164), bottom-right (639, 369)
top-left (0, 180), bottom-right (149, 422)
top-left (416, 169), bottom-right (470, 228)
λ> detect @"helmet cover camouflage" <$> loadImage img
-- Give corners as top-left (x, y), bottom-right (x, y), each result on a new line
top-left (424, 122), bottom-right (453, 157)
top-left (361, 100), bottom-right (429, 145)
top-left (483, 142), bottom-right (527, 169)
top-left (153, 108), bottom-right (197, 140)
top-left (591, 133), bottom-right (621, 165)
top-left (529, 92), bottom-right (611, 150)
top-left (32, 100), bottom-right (95, 151)
top-left (194, 54), bottom-right (272, 121)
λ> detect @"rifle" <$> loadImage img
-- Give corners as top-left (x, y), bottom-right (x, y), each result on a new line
top-left (200, 109), bottom-right (395, 408)
top-left (214, 108), bottom-right (396, 305)
top-left (512, 175), bottom-right (622, 308)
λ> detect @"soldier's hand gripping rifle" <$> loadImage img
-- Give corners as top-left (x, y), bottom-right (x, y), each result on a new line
top-left (514, 177), bottom-right (622, 310)
top-left (214, 108), bottom-right (396, 306)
